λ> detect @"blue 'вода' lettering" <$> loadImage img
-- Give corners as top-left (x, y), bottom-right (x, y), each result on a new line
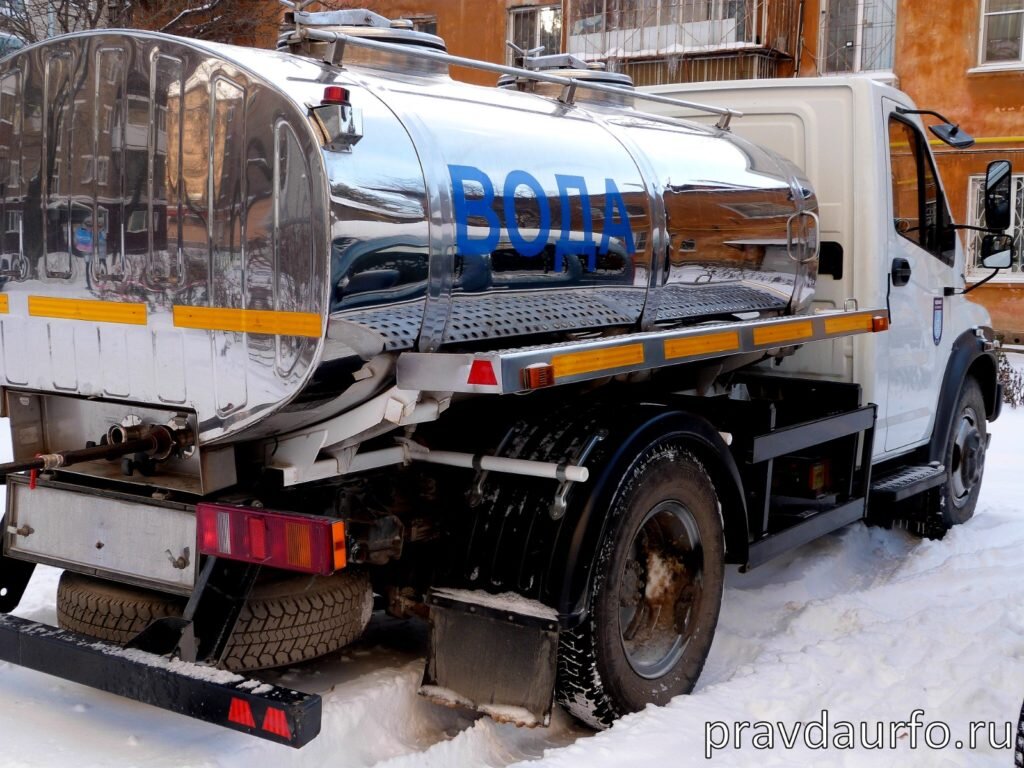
top-left (600, 178), bottom-right (636, 256)
top-left (448, 165), bottom-right (633, 270)
top-left (449, 164), bottom-right (500, 256)
top-left (503, 170), bottom-right (551, 258)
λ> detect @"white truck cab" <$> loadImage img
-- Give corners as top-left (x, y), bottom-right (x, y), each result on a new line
top-left (645, 77), bottom-right (996, 461)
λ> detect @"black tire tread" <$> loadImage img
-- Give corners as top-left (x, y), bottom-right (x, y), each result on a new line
top-left (56, 569), bottom-right (373, 672)
top-left (555, 446), bottom-right (724, 729)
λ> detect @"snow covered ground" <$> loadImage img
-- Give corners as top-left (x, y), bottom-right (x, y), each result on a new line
top-left (2, 398), bottom-right (1024, 766)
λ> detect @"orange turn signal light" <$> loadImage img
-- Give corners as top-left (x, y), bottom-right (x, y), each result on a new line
top-left (522, 363), bottom-right (555, 389)
top-left (872, 315), bottom-right (890, 332)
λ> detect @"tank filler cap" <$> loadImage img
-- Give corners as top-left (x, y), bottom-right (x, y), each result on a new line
top-left (500, 44), bottom-right (634, 91)
top-left (287, 8), bottom-right (447, 52)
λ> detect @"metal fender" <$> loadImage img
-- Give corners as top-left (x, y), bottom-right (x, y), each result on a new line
top-left (446, 398), bottom-right (748, 628)
top-left (928, 328), bottom-right (1000, 464)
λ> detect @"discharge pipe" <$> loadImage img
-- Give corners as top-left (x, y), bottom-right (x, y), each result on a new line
top-left (0, 424), bottom-right (192, 483)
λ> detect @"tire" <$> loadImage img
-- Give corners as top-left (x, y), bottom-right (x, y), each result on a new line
top-left (556, 441), bottom-right (725, 729)
top-left (1015, 695), bottom-right (1024, 768)
top-left (56, 569), bottom-right (373, 672)
top-left (938, 377), bottom-right (987, 529)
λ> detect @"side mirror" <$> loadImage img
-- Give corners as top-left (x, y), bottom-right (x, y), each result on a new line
top-left (984, 160), bottom-right (1013, 232)
top-left (980, 233), bottom-right (1014, 270)
top-left (929, 123), bottom-right (975, 150)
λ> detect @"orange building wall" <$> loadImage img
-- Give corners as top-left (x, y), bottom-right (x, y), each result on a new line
top-left (796, 1), bottom-right (1024, 336)
top-left (358, 0), bottom-right (555, 84)
top-left (896, 1), bottom-right (1024, 337)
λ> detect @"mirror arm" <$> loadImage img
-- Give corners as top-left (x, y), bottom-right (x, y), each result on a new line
top-left (961, 267), bottom-right (1003, 295)
top-left (950, 223), bottom-right (1001, 234)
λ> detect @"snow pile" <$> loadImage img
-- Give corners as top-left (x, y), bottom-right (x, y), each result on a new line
top-left (1, 399), bottom-right (1024, 766)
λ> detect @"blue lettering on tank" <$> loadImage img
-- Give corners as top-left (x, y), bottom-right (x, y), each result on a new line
top-left (449, 164), bottom-right (500, 256)
top-left (554, 174), bottom-right (597, 272)
top-left (448, 165), bottom-right (634, 272)
top-left (503, 169), bottom-right (551, 258)
top-left (600, 178), bottom-right (636, 257)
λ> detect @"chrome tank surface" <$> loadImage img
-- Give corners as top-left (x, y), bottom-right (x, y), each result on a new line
top-left (0, 28), bottom-right (817, 446)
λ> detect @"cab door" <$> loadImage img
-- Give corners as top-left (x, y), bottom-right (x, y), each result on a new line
top-left (883, 106), bottom-right (957, 452)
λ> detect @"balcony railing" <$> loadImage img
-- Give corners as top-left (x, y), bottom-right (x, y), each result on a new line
top-left (566, 0), bottom-right (799, 62)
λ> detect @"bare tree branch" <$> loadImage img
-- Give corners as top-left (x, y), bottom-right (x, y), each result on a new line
top-left (0, 0), bottom-right (365, 46)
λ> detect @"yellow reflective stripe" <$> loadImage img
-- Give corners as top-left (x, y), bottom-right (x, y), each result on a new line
top-left (824, 313), bottom-right (873, 335)
top-left (753, 320), bottom-right (814, 346)
top-left (28, 296), bottom-right (146, 325)
top-left (664, 331), bottom-right (739, 360)
top-left (173, 306), bottom-right (321, 337)
top-left (0, 295), bottom-right (8, 314)
top-left (552, 344), bottom-right (645, 378)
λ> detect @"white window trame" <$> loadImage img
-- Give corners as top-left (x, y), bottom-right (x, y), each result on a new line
top-left (967, 172), bottom-right (1024, 278)
top-left (819, 0), bottom-right (896, 73)
top-left (508, 4), bottom-right (563, 63)
top-left (980, 0), bottom-right (1024, 66)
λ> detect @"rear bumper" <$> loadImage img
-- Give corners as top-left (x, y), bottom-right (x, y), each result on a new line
top-left (0, 612), bottom-right (322, 747)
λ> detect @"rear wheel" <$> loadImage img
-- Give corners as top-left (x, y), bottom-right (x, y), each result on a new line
top-left (556, 441), bottom-right (725, 728)
top-left (56, 569), bottom-right (373, 672)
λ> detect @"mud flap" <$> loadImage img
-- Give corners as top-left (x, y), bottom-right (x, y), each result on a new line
top-left (421, 588), bottom-right (559, 726)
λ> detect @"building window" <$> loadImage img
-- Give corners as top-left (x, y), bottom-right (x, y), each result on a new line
top-left (980, 0), bottom-right (1024, 65)
top-left (408, 15), bottom-right (437, 35)
top-left (508, 5), bottom-right (562, 62)
top-left (820, 0), bottom-right (896, 73)
top-left (967, 172), bottom-right (1024, 276)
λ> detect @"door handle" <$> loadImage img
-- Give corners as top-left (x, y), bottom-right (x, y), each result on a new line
top-left (891, 257), bottom-right (912, 287)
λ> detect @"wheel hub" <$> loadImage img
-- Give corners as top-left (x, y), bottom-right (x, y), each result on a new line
top-left (951, 405), bottom-right (984, 508)
top-left (619, 500), bottom-right (703, 679)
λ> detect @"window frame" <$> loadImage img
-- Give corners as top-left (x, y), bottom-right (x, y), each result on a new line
top-left (407, 14), bottom-right (437, 36)
top-left (966, 171), bottom-right (1024, 280)
top-left (818, 0), bottom-right (897, 75)
top-left (507, 4), bottom-right (563, 64)
top-left (978, 0), bottom-right (1024, 69)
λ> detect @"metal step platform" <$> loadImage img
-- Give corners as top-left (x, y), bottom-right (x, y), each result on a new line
top-left (870, 463), bottom-right (947, 503)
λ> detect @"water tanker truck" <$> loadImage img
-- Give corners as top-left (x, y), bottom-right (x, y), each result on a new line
top-left (0, 8), bottom-right (1012, 747)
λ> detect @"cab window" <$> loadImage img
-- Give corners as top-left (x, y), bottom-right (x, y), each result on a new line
top-left (888, 116), bottom-right (955, 266)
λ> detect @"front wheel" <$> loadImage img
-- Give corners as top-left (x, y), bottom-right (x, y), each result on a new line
top-left (556, 441), bottom-right (724, 728)
top-left (939, 377), bottom-right (987, 529)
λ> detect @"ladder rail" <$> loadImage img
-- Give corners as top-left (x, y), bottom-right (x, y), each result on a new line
top-left (290, 26), bottom-right (743, 129)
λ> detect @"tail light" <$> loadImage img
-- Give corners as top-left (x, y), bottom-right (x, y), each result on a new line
top-left (196, 503), bottom-right (346, 575)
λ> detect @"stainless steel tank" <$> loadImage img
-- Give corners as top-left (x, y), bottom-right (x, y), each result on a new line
top-left (0, 13), bottom-right (818, 446)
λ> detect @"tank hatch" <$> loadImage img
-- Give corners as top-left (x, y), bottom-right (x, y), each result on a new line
top-left (279, 8), bottom-right (448, 74)
top-left (498, 48), bottom-right (634, 106)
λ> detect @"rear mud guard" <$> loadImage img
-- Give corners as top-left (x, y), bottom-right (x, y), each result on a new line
top-left (421, 588), bottom-right (560, 726)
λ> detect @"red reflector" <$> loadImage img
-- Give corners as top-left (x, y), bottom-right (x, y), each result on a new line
top-left (322, 85), bottom-right (349, 105)
top-left (228, 697), bottom-right (256, 728)
top-left (196, 503), bottom-right (346, 575)
top-left (872, 315), bottom-right (890, 332)
top-left (467, 359), bottom-right (498, 386)
top-left (247, 517), bottom-right (267, 561)
top-left (262, 707), bottom-right (292, 739)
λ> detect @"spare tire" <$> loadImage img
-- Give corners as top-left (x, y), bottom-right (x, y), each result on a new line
top-left (56, 569), bottom-right (374, 672)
